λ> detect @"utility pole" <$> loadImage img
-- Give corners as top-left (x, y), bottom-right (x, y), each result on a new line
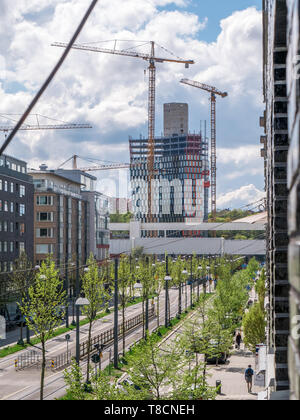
top-left (190, 256), bottom-right (193, 308)
top-left (114, 258), bottom-right (119, 369)
top-left (75, 256), bottom-right (80, 365)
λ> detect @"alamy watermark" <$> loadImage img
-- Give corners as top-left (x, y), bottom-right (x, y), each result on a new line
top-left (0, 316), bottom-right (6, 340)
top-left (291, 315), bottom-right (300, 340)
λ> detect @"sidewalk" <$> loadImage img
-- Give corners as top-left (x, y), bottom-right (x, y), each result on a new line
top-left (207, 343), bottom-right (263, 400)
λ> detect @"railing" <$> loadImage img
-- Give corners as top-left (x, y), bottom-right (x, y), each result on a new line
top-left (80, 306), bottom-right (155, 359)
top-left (16, 350), bottom-right (71, 371)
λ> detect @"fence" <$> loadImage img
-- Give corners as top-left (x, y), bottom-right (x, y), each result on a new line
top-left (16, 350), bottom-right (71, 371)
top-left (80, 306), bottom-right (155, 359)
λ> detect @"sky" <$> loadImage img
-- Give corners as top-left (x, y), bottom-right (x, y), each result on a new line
top-left (0, 0), bottom-right (265, 210)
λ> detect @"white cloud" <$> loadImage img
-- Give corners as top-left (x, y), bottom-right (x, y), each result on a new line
top-left (217, 184), bottom-right (265, 209)
top-left (0, 1), bottom-right (263, 201)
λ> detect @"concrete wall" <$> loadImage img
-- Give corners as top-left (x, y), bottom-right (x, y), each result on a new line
top-left (164, 103), bottom-right (188, 137)
top-left (286, 0), bottom-right (300, 401)
top-left (110, 237), bottom-right (266, 256)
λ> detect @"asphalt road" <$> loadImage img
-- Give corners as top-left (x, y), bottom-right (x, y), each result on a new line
top-left (0, 284), bottom-right (198, 400)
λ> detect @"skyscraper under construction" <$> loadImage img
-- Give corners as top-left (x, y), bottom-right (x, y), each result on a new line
top-left (129, 104), bottom-right (210, 235)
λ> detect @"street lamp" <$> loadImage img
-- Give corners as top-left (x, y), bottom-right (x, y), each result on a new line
top-left (182, 269), bottom-right (188, 312)
top-left (75, 295), bottom-right (90, 365)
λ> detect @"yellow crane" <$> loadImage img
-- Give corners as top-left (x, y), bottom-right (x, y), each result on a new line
top-left (52, 40), bottom-right (194, 221)
top-left (180, 78), bottom-right (228, 222)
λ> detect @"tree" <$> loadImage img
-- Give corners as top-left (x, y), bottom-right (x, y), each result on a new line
top-left (255, 268), bottom-right (266, 311)
top-left (126, 334), bottom-right (181, 400)
top-left (19, 255), bottom-right (66, 400)
top-left (64, 358), bottom-right (87, 400)
top-left (10, 252), bottom-right (35, 345)
top-left (81, 254), bottom-right (109, 383)
top-left (242, 303), bottom-right (266, 352)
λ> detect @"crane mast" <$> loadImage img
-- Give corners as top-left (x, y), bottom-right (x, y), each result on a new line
top-left (52, 41), bottom-right (194, 222)
top-left (180, 78), bottom-right (228, 222)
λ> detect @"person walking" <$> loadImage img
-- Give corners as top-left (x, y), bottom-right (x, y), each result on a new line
top-left (236, 332), bottom-right (242, 350)
top-left (245, 365), bottom-right (254, 393)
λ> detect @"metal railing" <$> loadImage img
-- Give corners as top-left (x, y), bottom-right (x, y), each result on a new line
top-left (16, 350), bottom-right (71, 371)
top-left (80, 306), bottom-right (155, 359)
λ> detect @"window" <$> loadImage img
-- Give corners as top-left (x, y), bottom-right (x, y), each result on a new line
top-left (19, 223), bottom-right (25, 236)
top-left (4, 181), bottom-right (7, 192)
top-left (36, 228), bottom-right (53, 238)
top-left (20, 185), bottom-right (25, 198)
top-left (0, 200), bottom-right (2, 211)
top-left (10, 202), bottom-right (13, 213)
top-left (4, 201), bottom-right (8, 212)
top-left (19, 242), bottom-right (25, 255)
top-left (10, 242), bottom-right (14, 253)
top-left (10, 222), bottom-right (13, 233)
top-left (20, 204), bottom-right (25, 216)
top-left (36, 195), bottom-right (53, 205)
top-left (37, 212), bottom-right (53, 222)
top-left (3, 222), bottom-right (7, 232)
top-left (0, 180), bottom-right (2, 190)
top-left (10, 183), bottom-right (13, 193)
top-left (36, 244), bottom-right (54, 254)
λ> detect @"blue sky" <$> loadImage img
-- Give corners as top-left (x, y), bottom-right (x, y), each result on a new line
top-left (0, 0), bottom-right (265, 209)
top-left (161, 0), bottom-right (262, 42)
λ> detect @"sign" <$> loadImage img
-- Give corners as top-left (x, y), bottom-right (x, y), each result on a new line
top-left (91, 354), bottom-right (100, 364)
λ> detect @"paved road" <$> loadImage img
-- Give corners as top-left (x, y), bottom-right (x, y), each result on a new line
top-left (0, 284), bottom-right (198, 400)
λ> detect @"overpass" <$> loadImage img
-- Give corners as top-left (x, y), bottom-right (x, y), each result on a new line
top-left (109, 220), bottom-right (266, 256)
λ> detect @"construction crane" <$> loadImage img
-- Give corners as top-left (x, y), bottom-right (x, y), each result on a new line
top-left (180, 79), bottom-right (228, 222)
top-left (0, 114), bottom-right (92, 134)
top-left (58, 154), bottom-right (130, 172)
top-left (52, 40), bottom-right (194, 221)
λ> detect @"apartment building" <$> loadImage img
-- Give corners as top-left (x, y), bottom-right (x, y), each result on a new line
top-left (0, 154), bottom-right (34, 272)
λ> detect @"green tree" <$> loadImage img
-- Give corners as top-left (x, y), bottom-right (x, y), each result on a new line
top-left (20, 255), bottom-right (66, 400)
top-left (64, 358), bottom-right (87, 400)
top-left (81, 254), bottom-right (109, 383)
top-left (242, 303), bottom-right (266, 352)
top-left (255, 268), bottom-right (266, 311)
top-left (118, 255), bottom-right (131, 355)
top-left (10, 252), bottom-right (35, 345)
top-left (126, 334), bottom-right (181, 400)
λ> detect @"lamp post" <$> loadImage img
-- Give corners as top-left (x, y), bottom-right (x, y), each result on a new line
top-left (190, 257), bottom-right (193, 308)
top-left (113, 258), bottom-right (119, 369)
top-left (197, 265), bottom-right (201, 301)
top-left (206, 265), bottom-right (210, 294)
top-left (165, 256), bottom-right (172, 328)
top-left (75, 294), bottom-right (90, 365)
top-left (182, 268), bottom-right (188, 312)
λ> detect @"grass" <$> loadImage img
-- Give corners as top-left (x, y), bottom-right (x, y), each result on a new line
top-left (0, 295), bottom-right (151, 359)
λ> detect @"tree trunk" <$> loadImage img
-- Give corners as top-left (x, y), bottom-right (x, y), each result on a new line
top-left (40, 339), bottom-right (46, 401)
top-left (86, 321), bottom-right (93, 383)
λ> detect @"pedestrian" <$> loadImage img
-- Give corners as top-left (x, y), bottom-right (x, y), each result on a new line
top-left (236, 332), bottom-right (242, 350)
top-left (245, 365), bottom-right (254, 393)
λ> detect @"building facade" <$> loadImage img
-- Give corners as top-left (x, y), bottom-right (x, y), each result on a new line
top-left (29, 166), bottom-right (89, 269)
top-left (163, 103), bottom-right (189, 137)
top-left (130, 133), bottom-right (210, 234)
top-left (0, 154), bottom-right (34, 271)
top-left (262, 0), bottom-right (300, 400)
